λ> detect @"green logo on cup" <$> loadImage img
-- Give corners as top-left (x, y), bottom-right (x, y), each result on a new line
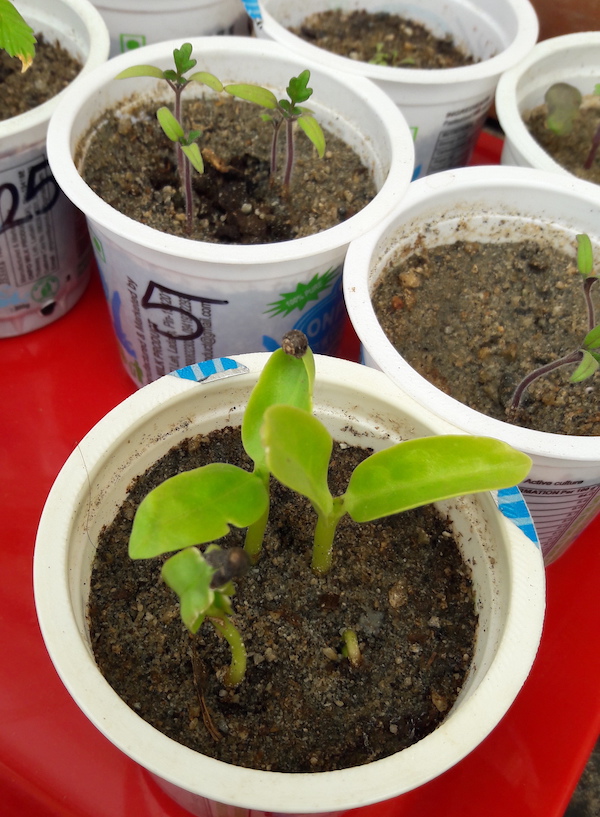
top-left (32, 275), bottom-right (59, 302)
top-left (120, 33), bottom-right (146, 52)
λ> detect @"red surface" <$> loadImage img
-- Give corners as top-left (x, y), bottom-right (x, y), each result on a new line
top-left (2, 134), bottom-right (599, 816)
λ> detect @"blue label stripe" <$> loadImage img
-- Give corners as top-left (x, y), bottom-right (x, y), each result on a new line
top-left (496, 486), bottom-right (539, 546)
top-left (240, 0), bottom-right (262, 20)
top-left (171, 358), bottom-right (249, 383)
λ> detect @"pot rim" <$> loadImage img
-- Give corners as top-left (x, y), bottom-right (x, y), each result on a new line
top-left (257, 0), bottom-right (539, 85)
top-left (343, 164), bottom-right (600, 462)
top-left (33, 353), bottom-right (545, 812)
top-left (45, 36), bottom-right (414, 268)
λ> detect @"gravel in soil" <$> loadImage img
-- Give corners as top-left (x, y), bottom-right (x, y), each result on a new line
top-left (372, 239), bottom-right (600, 436)
top-left (524, 94), bottom-right (600, 186)
top-left (290, 10), bottom-right (479, 69)
top-left (77, 93), bottom-right (376, 244)
top-left (88, 426), bottom-right (478, 773)
top-left (0, 35), bottom-right (82, 121)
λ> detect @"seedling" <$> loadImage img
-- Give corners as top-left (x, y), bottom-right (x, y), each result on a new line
top-left (115, 43), bottom-right (223, 234)
top-left (129, 332), bottom-right (314, 684)
top-left (544, 82), bottom-right (600, 170)
top-left (129, 331), bottom-right (531, 686)
top-left (0, 0), bottom-right (35, 71)
top-left (368, 42), bottom-right (411, 66)
top-left (225, 69), bottom-right (326, 191)
top-left (511, 233), bottom-right (600, 409)
top-left (261, 404), bottom-right (532, 575)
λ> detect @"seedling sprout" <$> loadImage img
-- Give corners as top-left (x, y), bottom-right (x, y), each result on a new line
top-left (225, 69), bottom-right (326, 191)
top-left (510, 233), bottom-right (600, 409)
top-left (544, 82), bottom-right (600, 170)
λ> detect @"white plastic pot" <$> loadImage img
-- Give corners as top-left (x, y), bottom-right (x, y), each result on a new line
top-left (90, 0), bottom-right (249, 57)
top-left (46, 36), bottom-right (414, 386)
top-left (344, 165), bottom-right (600, 565)
top-left (0, 0), bottom-right (109, 337)
top-left (34, 352), bottom-right (544, 817)
top-left (251, 0), bottom-right (539, 179)
top-left (496, 32), bottom-right (600, 175)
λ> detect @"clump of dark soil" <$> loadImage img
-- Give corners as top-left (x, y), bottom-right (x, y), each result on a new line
top-left (88, 426), bottom-right (478, 773)
top-left (524, 94), bottom-right (600, 186)
top-left (372, 239), bottom-right (600, 436)
top-left (290, 10), bottom-right (479, 69)
top-left (0, 35), bottom-right (82, 121)
top-left (78, 93), bottom-right (376, 244)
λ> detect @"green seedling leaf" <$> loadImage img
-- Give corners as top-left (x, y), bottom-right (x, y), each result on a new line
top-left (182, 142), bottom-right (204, 173)
top-left (188, 70), bottom-right (224, 92)
top-left (583, 323), bottom-right (600, 350)
top-left (570, 349), bottom-right (600, 382)
top-left (161, 547), bottom-right (215, 633)
top-left (298, 114), bottom-right (326, 158)
top-left (115, 64), bottom-right (166, 80)
top-left (262, 405), bottom-right (334, 518)
top-left (545, 82), bottom-right (582, 135)
top-left (241, 346), bottom-right (313, 472)
top-left (157, 106), bottom-right (184, 141)
top-left (0, 0), bottom-right (36, 70)
top-left (577, 233), bottom-right (595, 277)
top-left (173, 42), bottom-right (196, 75)
top-left (344, 435), bottom-right (532, 523)
top-left (224, 82), bottom-right (279, 110)
top-left (287, 70), bottom-right (313, 106)
top-left (129, 463), bottom-right (269, 558)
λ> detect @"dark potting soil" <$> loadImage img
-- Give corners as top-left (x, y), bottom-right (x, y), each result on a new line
top-left (524, 94), bottom-right (600, 186)
top-left (372, 239), bottom-right (600, 436)
top-left (290, 10), bottom-right (479, 69)
top-left (77, 93), bottom-right (376, 244)
top-left (0, 35), bottom-right (82, 121)
top-left (88, 426), bottom-right (478, 773)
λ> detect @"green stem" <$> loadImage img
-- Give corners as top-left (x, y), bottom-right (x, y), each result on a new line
top-left (342, 629), bottom-right (362, 668)
top-left (209, 616), bottom-right (247, 687)
top-left (311, 499), bottom-right (346, 576)
top-left (243, 472), bottom-right (269, 564)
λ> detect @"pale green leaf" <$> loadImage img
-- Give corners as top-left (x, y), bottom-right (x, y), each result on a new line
top-left (182, 142), bottom-right (204, 173)
top-left (241, 348), bottom-right (312, 472)
top-left (188, 70), bottom-right (223, 92)
top-left (115, 64), bottom-right (166, 80)
top-left (583, 323), bottom-right (600, 350)
top-left (156, 106), bottom-right (184, 142)
top-left (129, 463), bottom-right (269, 558)
top-left (224, 83), bottom-right (278, 109)
top-left (570, 350), bottom-right (599, 382)
top-left (545, 82), bottom-right (582, 135)
top-left (344, 435), bottom-right (532, 523)
top-left (262, 405), bottom-right (334, 517)
top-left (298, 114), bottom-right (326, 158)
top-left (577, 233), bottom-right (594, 277)
top-left (161, 548), bottom-right (214, 632)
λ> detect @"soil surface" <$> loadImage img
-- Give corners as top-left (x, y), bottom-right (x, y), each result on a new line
top-left (78, 93), bottom-right (376, 244)
top-left (524, 94), bottom-right (600, 185)
top-left (88, 426), bottom-right (477, 773)
top-left (372, 239), bottom-right (600, 436)
top-left (0, 35), bottom-right (82, 121)
top-left (290, 10), bottom-right (479, 69)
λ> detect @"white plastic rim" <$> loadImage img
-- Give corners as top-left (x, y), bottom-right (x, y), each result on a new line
top-left (343, 164), bottom-right (600, 562)
top-left (90, 0), bottom-right (248, 57)
top-left (33, 354), bottom-right (544, 815)
top-left (255, 0), bottom-right (539, 177)
top-left (496, 32), bottom-right (600, 175)
top-left (45, 36), bottom-right (414, 384)
top-left (0, 0), bottom-right (110, 336)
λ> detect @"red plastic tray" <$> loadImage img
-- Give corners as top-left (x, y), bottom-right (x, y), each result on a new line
top-left (2, 134), bottom-right (599, 817)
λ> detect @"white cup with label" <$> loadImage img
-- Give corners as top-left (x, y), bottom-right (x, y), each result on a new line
top-left (250, 0), bottom-right (539, 180)
top-left (343, 165), bottom-right (600, 564)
